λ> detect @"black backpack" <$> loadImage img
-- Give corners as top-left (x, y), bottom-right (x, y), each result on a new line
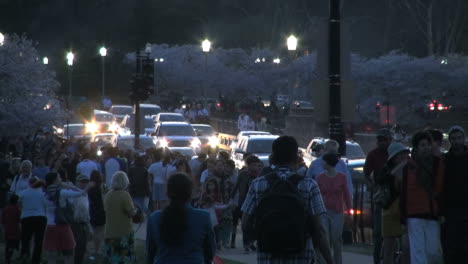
top-left (254, 169), bottom-right (308, 256)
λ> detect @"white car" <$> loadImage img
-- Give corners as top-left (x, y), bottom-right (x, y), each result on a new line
top-left (153, 112), bottom-right (186, 123)
top-left (140, 103), bottom-right (161, 118)
top-left (85, 110), bottom-right (119, 134)
top-left (232, 134), bottom-right (279, 169)
top-left (230, 130), bottom-right (271, 149)
top-left (113, 135), bottom-right (156, 152)
top-left (90, 133), bottom-right (117, 147)
top-left (152, 122), bottom-right (201, 154)
top-left (61, 124), bottom-right (91, 140)
top-left (121, 115), bottom-right (155, 135)
top-left (109, 105), bottom-right (133, 122)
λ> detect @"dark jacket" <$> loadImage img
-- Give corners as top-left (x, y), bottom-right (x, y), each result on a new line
top-left (128, 166), bottom-right (150, 197)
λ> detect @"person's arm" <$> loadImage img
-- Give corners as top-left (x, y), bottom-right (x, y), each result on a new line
top-left (363, 154), bottom-right (374, 183)
top-left (146, 214), bottom-right (157, 264)
top-left (240, 180), bottom-right (257, 234)
top-left (342, 174), bottom-right (352, 211)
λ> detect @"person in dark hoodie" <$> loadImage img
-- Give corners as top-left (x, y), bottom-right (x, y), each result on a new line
top-left (442, 125), bottom-right (468, 263)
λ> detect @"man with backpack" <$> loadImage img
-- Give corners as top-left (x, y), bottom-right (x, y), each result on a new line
top-left (241, 136), bottom-right (334, 264)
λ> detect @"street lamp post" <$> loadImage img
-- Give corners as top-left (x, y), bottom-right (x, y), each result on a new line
top-left (202, 39), bottom-right (211, 97)
top-left (154, 58), bottom-right (165, 97)
top-left (66, 52), bottom-right (74, 99)
top-left (287, 35), bottom-right (297, 100)
top-left (66, 51), bottom-right (74, 141)
top-left (328, 0), bottom-right (346, 155)
top-left (99, 47), bottom-right (107, 97)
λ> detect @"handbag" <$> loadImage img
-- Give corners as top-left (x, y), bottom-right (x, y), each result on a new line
top-left (132, 206), bottom-right (144, 224)
top-left (373, 184), bottom-right (394, 209)
top-left (54, 189), bottom-right (75, 225)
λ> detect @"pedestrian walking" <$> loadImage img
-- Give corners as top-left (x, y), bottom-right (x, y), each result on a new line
top-left (307, 140), bottom-right (353, 196)
top-left (129, 156), bottom-right (151, 217)
top-left (230, 155), bottom-right (263, 250)
top-left (71, 174), bottom-right (93, 264)
top-left (9, 160), bottom-right (33, 196)
top-left (103, 171), bottom-right (137, 264)
top-left (364, 128), bottom-right (392, 264)
top-left (43, 172), bottom-right (95, 264)
top-left (149, 152), bottom-right (171, 211)
top-left (76, 152), bottom-right (98, 179)
top-left (146, 172), bottom-right (216, 264)
top-left (441, 126), bottom-right (468, 263)
top-left (401, 131), bottom-right (444, 263)
top-left (2, 194), bottom-right (21, 264)
top-left (88, 170), bottom-right (106, 261)
top-left (18, 177), bottom-right (47, 264)
top-left (316, 153), bottom-right (352, 264)
top-left (241, 136), bottom-right (334, 264)
top-left (374, 142), bottom-right (410, 264)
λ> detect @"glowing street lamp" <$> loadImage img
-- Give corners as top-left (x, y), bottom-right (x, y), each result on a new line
top-left (66, 51), bottom-right (74, 66)
top-left (202, 39), bottom-right (211, 52)
top-left (287, 35), bottom-right (297, 51)
top-left (99, 46), bottom-right (107, 97)
top-left (43, 57), bottom-right (49, 65)
top-left (201, 39), bottom-right (211, 96)
top-left (99, 47), bottom-right (107, 57)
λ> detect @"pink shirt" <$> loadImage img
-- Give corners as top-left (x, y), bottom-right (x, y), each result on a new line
top-left (317, 172), bottom-right (352, 213)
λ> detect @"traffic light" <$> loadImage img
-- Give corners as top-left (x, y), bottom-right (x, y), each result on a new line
top-left (376, 101), bottom-right (381, 111)
top-left (130, 75), bottom-right (153, 101)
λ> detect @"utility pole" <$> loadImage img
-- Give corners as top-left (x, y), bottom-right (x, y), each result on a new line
top-left (328, 0), bottom-right (346, 155)
top-left (131, 44), bottom-right (154, 150)
top-left (134, 50), bottom-right (142, 150)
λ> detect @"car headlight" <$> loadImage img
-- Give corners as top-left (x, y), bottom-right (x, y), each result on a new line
top-left (56, 128), bottom-right (63, 134)
top-left (97, 150), bottom-right (103, 156)
top-left (208, 136), bottom-right (219, 147)
top-left (191, 138), bottom-right (201, 148)
top-left (160, 138), bottom-right (169, 148)
top-left (109, 123), bottom-right (119, 132)
top-left (85, 123), bottom-right (99, 134)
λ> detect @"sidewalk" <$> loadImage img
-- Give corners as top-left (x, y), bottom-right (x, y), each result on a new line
top-left (136, 219), bottom-right (373, 263)
top-left (219, 248), bottom-right (372, 264)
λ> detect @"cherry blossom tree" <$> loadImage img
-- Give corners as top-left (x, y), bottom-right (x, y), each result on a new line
top-left (0, 34), bottom-right (65, 136)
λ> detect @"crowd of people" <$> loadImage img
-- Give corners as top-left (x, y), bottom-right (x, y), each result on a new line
top-left (0, 124), bottom-right (466, 264)
top-left (365, 126), bottom-right (468, 264)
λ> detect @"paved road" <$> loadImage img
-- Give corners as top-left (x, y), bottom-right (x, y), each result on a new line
top-left (136, 218), bottom-right (373, 264)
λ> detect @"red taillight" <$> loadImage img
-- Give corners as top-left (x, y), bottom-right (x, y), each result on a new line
top-left (216, 103), bottom-right (221, 107)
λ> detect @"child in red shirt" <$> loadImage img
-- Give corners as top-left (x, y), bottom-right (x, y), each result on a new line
top-left (2, 194), bottom-right (21, 264)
